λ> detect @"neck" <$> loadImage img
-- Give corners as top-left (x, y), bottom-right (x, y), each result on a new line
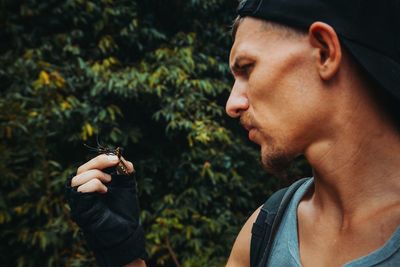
top-left (304, 102), bottom-right (400, 224)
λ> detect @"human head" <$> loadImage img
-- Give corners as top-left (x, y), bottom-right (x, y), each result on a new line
top-left (234, 0), bottom-right (400, 105)
top-left (227, 1), bottom-right (400, 174)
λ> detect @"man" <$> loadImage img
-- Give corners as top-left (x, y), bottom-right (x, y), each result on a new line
top-left (66, 0), bottom-right (400, 266)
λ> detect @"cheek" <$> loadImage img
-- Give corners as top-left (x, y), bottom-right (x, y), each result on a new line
top-left (249, 59), bottom-right (324, 136)
top-left (249, 46), bottom-right (313, 103)
top-left (248, 57), bottom-right (311, 117)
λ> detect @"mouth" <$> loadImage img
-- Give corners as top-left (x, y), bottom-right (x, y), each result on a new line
top-left (240, 114), bottom-right (259, 143)
top-left (248, 128), bottom-right (257, 142)
top-left (240, 122), bottom-right (257, 142)
top-left (242, 124), bottom-right (253, 132)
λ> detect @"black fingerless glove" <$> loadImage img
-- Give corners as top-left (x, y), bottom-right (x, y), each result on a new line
top-left (65, 173), bottom-right (147, 267)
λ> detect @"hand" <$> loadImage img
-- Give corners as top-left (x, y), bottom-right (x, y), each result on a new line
top-left (72, 154), bottom-right (134, 193)
top-left (65, 154), bottom-right (147, 267)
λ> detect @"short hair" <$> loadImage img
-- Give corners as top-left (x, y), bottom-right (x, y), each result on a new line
top-left (231, 16), bottom-right (306, 42)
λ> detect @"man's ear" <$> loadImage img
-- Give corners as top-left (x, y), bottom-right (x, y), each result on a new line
top-left (308, 22), bottom-right (342, 81)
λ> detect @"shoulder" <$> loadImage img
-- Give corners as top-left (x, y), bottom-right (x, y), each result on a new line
top-left (225, 206), bottom-right (262, 267)
top-left (225, 178), bottom-right (312, 267)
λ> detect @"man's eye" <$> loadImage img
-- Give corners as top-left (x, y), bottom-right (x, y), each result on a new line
top-left (231, 62), bottom-right (254, 78)
top-left (237, 64), bottom-right (252, 75)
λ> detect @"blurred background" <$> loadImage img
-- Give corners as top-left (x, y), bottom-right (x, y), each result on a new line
top-left (0, 0), bottom-right (310, 266)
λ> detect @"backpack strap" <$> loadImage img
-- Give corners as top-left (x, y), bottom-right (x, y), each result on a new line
top-left (250, 177), bottom-right (311, 267)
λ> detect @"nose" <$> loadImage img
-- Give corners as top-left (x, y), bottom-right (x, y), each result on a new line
top-left (225, 80), bottom-right (249, 118)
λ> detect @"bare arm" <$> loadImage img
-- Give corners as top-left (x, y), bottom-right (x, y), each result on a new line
top-left (225, 206), bottom-right (262, 267)
top-left (123, 259), bottom-right (147, 267)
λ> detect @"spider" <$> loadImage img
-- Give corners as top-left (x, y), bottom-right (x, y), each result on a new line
top-left (84, 139), bottom-right (134, 175)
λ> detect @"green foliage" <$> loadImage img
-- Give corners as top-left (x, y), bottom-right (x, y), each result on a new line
top-left (0, 0), bottom-right (309, 266)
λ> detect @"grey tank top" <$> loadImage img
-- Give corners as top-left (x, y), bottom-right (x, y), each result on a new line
top-left (267, 178), bottom-right (400, 266)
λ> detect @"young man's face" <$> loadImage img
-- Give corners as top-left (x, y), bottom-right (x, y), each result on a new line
top-left (226, 17), bottom-right (331, 173)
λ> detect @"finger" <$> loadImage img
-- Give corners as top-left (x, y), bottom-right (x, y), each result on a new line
top-left (77, 154), bottom-right (119, 175)
top-left (71, 169), bottom-right (111, 187)
top-left (77, 178), bottom-right (108, 194)
top-left (119, 157), bottom-right (135, 174)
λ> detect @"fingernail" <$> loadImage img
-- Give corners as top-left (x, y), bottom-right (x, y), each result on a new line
top-left (107, 155), bottom-right (118, 162)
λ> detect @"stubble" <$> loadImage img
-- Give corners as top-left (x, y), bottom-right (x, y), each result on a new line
top-left (261, 146), bottom-right (293, 175)
top-left (241, 112), bottom-right (294, 174)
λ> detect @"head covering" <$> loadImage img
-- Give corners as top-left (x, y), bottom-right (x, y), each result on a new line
top-left (237, 0), bottom-right (400, 103)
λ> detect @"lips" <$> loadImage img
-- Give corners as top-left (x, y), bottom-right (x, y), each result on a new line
top-left (241, 122), bottom-right (257, 141)
top-left (242, 124), bottom-right (253, 132)
top-left (240, 114), bottom-right (259, 142)
top-left (248, 128), bottom-right (257, 141)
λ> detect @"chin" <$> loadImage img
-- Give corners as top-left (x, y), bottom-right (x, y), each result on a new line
top-left (261, 146), bottom-right (294, 175)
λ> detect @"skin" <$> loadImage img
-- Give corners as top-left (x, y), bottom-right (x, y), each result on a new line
top-left (72, 17), bottom-right (400, 267)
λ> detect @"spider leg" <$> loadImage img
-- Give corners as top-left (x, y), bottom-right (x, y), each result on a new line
top-left (83, 143), bottom-right (101, 152)
top-left (116, 158), bottom-right (132, 175)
